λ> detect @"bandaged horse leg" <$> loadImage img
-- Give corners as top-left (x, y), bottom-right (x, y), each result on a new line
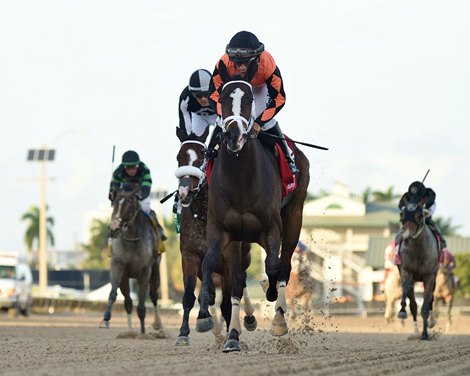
top-left (272, 281), bottom-right (288, 336)
top-left (243, 287), bottom-right (257, 331)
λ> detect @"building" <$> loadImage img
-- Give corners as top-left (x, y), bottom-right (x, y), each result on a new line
top-left (300, 181), bottom-right (399, 302)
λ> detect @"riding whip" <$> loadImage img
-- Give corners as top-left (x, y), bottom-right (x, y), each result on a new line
top-left (261, 132), bottom-right (329, 151)
top-left (160, 189), bottom-right (177, 204)
top-left (421, 169), bottom-right (430, 184)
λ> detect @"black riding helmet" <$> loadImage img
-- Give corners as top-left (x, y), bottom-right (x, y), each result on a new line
top-left (122, 150), bottom-right (140, 166)
top-left (408, 181), bottom-right (426, 197)
top-left (225, 31), bottom-right (265, 62)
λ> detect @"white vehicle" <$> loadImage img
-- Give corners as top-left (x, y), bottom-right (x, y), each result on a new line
top-left (0, 252), bottom-right (33, 316)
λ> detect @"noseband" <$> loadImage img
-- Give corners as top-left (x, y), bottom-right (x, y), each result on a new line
top-left (221, 81), bottom-right (255, 136)
top-left (404, 203), bottom-right (428, 239)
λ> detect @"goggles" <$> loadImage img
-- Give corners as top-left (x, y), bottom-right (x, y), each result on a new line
top-left (191, 91), bottom-right (210, 99)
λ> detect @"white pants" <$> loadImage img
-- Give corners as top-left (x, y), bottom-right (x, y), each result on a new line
top-left (253, 84), bottom-right (277, 131)
top-left (189, 113), bottom-right (218, 137)
top-left (139, 196), bottom-right (151, 215)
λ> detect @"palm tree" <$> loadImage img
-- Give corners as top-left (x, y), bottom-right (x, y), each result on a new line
top-left (371, 186), bottom-right (401, 203)
top-left (21, 206), bottom-right (55, 258)
top-left (82, 218), bottom-right (110, 269)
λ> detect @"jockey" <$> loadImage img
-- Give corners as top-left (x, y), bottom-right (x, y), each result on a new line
top-left (177, 69), bottom-right (218, 140)
top-left (394, 181), bottom-right (447, 264)
top-left (109, 150), bottom-right (167, 242)
top-left (208, 30), bottom-right (298, 174)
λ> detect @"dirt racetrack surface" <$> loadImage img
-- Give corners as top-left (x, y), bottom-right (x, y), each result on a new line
top-left (1, 309), bottom-right (470, 376)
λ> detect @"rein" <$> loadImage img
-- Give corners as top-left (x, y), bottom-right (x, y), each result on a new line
top-left (111, 196), bottom-right (142, 241)
top-left (410, 207), bottom-right (429, 239)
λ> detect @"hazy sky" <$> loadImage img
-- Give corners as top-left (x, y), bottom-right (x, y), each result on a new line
top-left (1, 0), bottom-right (469, 252)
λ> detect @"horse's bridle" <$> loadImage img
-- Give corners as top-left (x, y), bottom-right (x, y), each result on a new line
top-left (109, 195), bottom-right (141, 241)
top-left (175, 140), bottom-right (207, 207)
top-left (220, 80), bottom-right (256, 137)
top-left (403, 202), bottom-right (429, 239)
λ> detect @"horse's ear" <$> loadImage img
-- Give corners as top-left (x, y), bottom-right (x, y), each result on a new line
top-left (176, 127), bottom-right (187, 143)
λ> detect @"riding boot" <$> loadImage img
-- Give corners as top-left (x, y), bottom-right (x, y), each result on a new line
top-left (265, 123), bottom-right (299, 174)
top-left (150, 210), bottom-right (167, 241)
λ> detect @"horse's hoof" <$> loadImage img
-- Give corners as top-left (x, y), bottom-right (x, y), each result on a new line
top-left (99, 320), bottom-right (110, 329)
top-left (175, 336), bottom-right (190, 346)
top-left (196, 317), bottom-right (214, 333)
top-left (244, 315), bottom-right (257, 332)
top-left (397, 311), bottom-right (407, 320)
top-left (271, 310), bottom-right (288, 336)
top-left (421, 333), bottom-right (429, 340)
top-left (222, 339), bottom-right (241, 352)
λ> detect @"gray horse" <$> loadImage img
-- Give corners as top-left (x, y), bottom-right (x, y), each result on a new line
top-left (397, 202), bottom-right (439, 339)
top-left (99, 185), bottom-right (163, 334)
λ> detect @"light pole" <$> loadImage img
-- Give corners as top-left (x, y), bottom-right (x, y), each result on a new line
top-left (27, 148), bottom-right (55, 295)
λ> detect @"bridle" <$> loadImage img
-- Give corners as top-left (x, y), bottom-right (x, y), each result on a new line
top-left (404, 202), bottom-right (429, 239)
top-left (220, 80), bottom-right (256, 137)
top-left (109, 193), bottom-right (141, 241)
top-left (175, 140), bottom-right (206, 207)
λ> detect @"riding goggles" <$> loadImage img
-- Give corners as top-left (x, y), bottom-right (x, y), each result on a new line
top-left (225, 43), bottom-right (264, 62)
top-left (191, 91), bottom-right (210, 99)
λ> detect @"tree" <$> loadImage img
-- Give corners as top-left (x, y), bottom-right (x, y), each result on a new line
top-left (371, 186), bottom-right (401, 203)
top-left (82, 218), bottom-right (110, 269)
top-left (362, 187), bottom-right (372, 204)
top-left (21, 206), bottom-right (55, 259)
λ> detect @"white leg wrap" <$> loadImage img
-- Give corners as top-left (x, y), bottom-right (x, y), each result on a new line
top-left (228, 297), bottom-right (242, 335)
top-left (275, 281), bottom-right (287, 312)
top-left (413, 321), bottom-right (419, 336)
top-left (243, 288), bottom-right (255, 316)
top-left (127, 314), bottom-right (132, 329)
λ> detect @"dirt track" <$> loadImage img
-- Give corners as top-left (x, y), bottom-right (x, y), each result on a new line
top-left (1, 309), bottom-right (470, 376)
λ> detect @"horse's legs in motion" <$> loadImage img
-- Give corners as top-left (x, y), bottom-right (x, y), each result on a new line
top-left (176, 255), bottom-right (200, 345)
top-left (135, 269), bottom-right (151, 334)
top-left (119, 277), bottom-right (133, 330)
top-left (149, 257), bottom-right (163, 331)
top-left (407, 286), bottom-right (419, 336)
top-left (421, 277), bottom-right (436, 339)
top-left (219, 271), bottom-right (232, 333)
top-left (262, 227), bottom-right (282, 303)
top-left (222, 241), bottom-right (246, 352)
top-left (100, 264), bottom-right (124, 329)
top-left (198, 228), bottom-right (225, 332)
top-left (398, 274), bottom-right (411, 320)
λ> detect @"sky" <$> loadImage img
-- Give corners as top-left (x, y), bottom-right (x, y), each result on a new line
top-left (1, 0), bottom-right (469, 252)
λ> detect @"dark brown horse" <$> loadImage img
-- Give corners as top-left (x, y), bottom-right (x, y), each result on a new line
top-left (99, 185), bottom-right (162, 334)
top-left (198, 80), bottom-right (310, 352)
top-left (174, 129), bottom-right (257, 346)
top-left (434, 266), bottom-right (455, 331)
top-left (397, 202), bottom-right (439, 339)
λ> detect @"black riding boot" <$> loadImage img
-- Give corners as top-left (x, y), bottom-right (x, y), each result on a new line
top-left (266, 123), bottom-right (299, 174)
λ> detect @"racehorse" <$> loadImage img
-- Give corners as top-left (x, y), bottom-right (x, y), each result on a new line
top-left (286, 247), bottom-right (315, 318)
top-left (198, 79), bottom-right (310, 352)
top-left (433, 265), bottom-right (455, 331)
top-left (99, 184), bottom-right (163, 334)
top-left (397, 202), bottom-right (439, 339)
top-left (174, 129), bottom-right (257, 346)
top-left (383, 266), bottom-right (403, 324)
